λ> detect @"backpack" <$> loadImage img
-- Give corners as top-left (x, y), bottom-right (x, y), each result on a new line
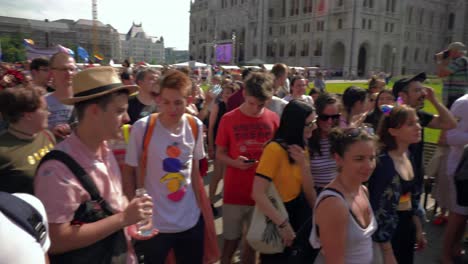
top-left (37, 150), bottom-right (128, 264)
top-left (0, 192), bottom-right (47, 247)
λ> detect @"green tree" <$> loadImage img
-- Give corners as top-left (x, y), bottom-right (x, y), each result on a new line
top-left (0, 34), bottom-right (27, 62)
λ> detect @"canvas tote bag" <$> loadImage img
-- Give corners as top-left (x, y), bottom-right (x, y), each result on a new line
top-left (247, 183), bottom-right (288, 254)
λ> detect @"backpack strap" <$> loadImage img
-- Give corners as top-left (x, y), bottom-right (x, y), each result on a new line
top-left (38, 150), bottom-right (115, 215)
top-left (138, 113), bottom-right (199, 187)
top-left (0, 192), bottom-right (47, 246)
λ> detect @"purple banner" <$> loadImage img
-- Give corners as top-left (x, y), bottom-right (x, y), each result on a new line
top-left (216, 43), bottom-right (232, 64)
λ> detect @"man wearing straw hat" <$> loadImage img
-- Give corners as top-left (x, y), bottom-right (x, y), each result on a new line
top-left (34, 66), bottom-right (153, 263)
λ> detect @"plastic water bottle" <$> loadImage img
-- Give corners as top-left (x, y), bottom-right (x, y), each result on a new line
top-left (135, 188), bottom-right (153, 237)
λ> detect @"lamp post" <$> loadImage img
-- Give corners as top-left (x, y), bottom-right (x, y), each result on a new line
top-left (212, 41), bottom-right (217, 65)
top-left (231, 31), bottom-right (236, 65)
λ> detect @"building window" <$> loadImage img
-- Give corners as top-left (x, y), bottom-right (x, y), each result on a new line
top-left (390, 23), bottom-right (394, 32)
top-left (368, 19), bottom-right (372, 30)
top-left (419, 8), bottom-right (424, 25)
top-left (407, 6), bottom-right (413, 24)
top-left (369, 0), bottom-right (374, 8)
top-left (362, 18), bottom-right (366, 29)
top-left (392, 0), bottom-right (396, 12)
top-left (303, 23), bottom-right (310, 32)
top-left (314, 40), bottom-right (322, 56)
top-left (302, 41), bottom-right (309, 56)
top-left (316, 21), bottom-right (325, 31)
top-left (385, 22), bottom-right (388, 32)
top-left (424, 49), bottom-right (429, 63)
top-left (282, 0), bottom-right (286, 17)
top-left (289, 42), bottom-right (296, 56)
top-left (279, 43), bottom-right (285, 57)
top-left (253, 44), bottom-right (257, 57)
top-left (448, 13), bottom-right (455, 30)
top-left (337, 0), bottom-right (343, 7)
top-left (402, 46), bottom-right (408, 61)
top-left (430, 12), bottom-right (434, 27)
top-left (269, 26), bottom-right (273, 36)
top-left (337, 19), bottom-right (342, 29)
top-left (414, 48), bottom-right (419, 62)
top-left (269, 8), bottom-right (274, 18)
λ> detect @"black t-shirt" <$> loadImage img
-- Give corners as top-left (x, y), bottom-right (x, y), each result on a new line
top-left (127, 95), bottom-right (157, 124)
top-left (409, 110), bottom-right (434, 190)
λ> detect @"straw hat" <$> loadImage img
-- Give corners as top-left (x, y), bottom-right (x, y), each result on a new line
top-left (61, 66), bottom-right (138, 105)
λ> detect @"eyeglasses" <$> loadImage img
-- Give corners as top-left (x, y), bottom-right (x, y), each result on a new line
top-left (304, 119), bottom-right (317, 128)
top-left (38, 67), bottom-right (49, 72)
top-left (318, 114), bottom-right (340, 121)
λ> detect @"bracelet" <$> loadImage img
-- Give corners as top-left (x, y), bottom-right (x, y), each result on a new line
top-left (278, 218), bottom-right (289, 228)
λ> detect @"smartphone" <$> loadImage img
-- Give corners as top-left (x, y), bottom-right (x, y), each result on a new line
top-left (244, 159), bottom-right (257, 163)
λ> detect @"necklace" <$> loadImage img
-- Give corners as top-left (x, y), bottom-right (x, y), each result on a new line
top-left (8, 126), bottom-right (35, 138)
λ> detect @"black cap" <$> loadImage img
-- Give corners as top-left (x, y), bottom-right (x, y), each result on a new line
top-left (392, 72), bottom-right (426, 98)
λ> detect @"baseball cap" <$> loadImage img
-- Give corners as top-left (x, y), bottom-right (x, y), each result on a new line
top-left (448, 42), bottom-right (467, 52)
top-left (392, 72), bottom-right (426, 98)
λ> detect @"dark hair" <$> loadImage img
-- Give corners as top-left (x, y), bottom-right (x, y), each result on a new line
top-left (308, 93), bottom-right (339, 156)
top-left (159, 69), bottom-right (192, 97)
top-left (275, 99), bottom-right (315, 148)
top-left (242, 68), bottom-right (253, 80)
top-left (74, 90), bottom-right (129, 121)
top-left (120, 71), bottom-right (131, 81)
top-left (329, 127), bottom-right (377, 157)
top-left (290, 75), bottom-right (306, 87)
top-left (308, 87), bottom-right (319, 96)
top-left (342, 86), bottom-right (367, 122)
top-left (244, 72), bottom-right (274, 101)
top-left (377, 105), bottom-right (416, 151)
top-left (30, 58), bottom-right (49, 71)
top-left (271, 63), bottom-right (288, 79)
top-left (373, 89), bottom-right (394, 112)
top-left (0, 86), bottom-right (45, 123)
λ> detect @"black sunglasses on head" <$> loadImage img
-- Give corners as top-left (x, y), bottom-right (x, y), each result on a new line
top-left (318, 114), bottom-right (341, 121)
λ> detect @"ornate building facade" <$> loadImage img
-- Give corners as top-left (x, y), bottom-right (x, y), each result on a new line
top-left (189, 0), bottom-right (468, 76)
top-left (0, 16), bottom-right (165, 63)
top-left (120, 22), bottom-right (165, 64)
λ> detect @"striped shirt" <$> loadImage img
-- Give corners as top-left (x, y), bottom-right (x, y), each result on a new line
top-left (443, 56), bottom-right (468, 105)
top-left (309, 138), bottom-right (337, 188)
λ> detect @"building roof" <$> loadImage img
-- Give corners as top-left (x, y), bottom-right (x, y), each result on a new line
top-left (75, 19), bottom-right (106, 27)
top-left (126, 22), bottom-right (146, 39)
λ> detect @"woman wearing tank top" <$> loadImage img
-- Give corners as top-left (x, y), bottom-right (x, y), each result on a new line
top-left (368, 105), bottom-right (427, 264)
top-left (310, 127), bottom-right (378, 263)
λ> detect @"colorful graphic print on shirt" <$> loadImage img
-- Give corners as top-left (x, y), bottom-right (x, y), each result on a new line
top-left (160, 142), bottom-right (187, 202)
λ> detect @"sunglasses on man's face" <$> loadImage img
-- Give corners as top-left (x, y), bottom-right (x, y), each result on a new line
top-left (318, 114), bottom-right (340, 121)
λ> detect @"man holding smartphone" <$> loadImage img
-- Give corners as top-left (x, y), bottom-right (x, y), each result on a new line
top-left (436, 42), bottom-right (468, 109)
top-left (216, 72), bottom-right (279, 264)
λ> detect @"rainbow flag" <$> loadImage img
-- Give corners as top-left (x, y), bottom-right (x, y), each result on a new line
top-left (94, 54), bottom-right (103, 62)
top-left (23, 39), bottom-right (35, 46)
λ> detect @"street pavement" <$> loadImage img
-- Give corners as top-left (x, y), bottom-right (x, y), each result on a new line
top-left (202, 163), bottom-right (468, 264)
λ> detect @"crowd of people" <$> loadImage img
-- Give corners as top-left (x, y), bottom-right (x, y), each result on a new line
top-left (0, 41), bottom-right (467, 264)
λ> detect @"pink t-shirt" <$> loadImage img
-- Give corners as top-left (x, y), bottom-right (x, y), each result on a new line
top-left (34, 133), bottom-right (135, 263)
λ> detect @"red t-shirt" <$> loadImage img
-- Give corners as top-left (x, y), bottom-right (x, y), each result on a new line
top-left (215, 107), bottom-right (279, 205)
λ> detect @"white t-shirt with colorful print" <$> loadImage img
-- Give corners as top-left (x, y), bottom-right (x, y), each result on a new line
top-left (125, 115), bottom-right (205, 233)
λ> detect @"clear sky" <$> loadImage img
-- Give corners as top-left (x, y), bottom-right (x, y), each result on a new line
top-left (0, 0), bottom-right (191, 50)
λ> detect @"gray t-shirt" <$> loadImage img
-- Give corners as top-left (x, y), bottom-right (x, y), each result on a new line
top-left (45, 94), bottom-right (74, 129)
